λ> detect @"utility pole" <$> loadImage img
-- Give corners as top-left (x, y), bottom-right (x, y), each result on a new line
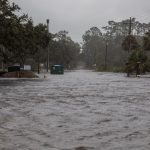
top-left (128, 17), bottom-right (132, 53)
top-left (124, 17), bottom-right (132, 35)
top-left (124, 17), bottom-right (133, 77)
top-left (46, 19), bottom-right (50, 72)
top-left (129, 17), bottom-right (132, 35)
top-left (104, 42), bottom-right (108, 70)
top-left (124, 17), bottom-right (133, 52)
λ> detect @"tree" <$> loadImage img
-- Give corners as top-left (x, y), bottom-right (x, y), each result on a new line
top-left (50, 30), bottom-right (80, 69)
top-left (82, 27), bottom-right (104, 68)
top-left (0, 0), bottom-right (51, 72)
top-left (124, 31), bottom-right (150, 77)
top-left (0, 0), bottom-right (28, 64)
top-left (122, 35), bottom-right (139, 52)
top-left (143, 31), bottom-right (150, 51)
top-left (33, 23), bottom-right (50, 73)
top-left (126, 50), bottom-right (148, 76)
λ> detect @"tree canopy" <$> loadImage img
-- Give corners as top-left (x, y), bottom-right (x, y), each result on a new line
top-left (0, 0), bottom-right (80, 71)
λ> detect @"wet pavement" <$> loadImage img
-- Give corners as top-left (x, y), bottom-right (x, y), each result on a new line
top-left (0, 70), bottom-right (150, 150)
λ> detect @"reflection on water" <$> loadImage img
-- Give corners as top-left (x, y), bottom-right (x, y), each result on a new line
top-left (0, 70), bottom-right (150, 150)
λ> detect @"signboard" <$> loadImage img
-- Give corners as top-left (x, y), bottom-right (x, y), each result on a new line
top-left (24, 65), bottom-right (31, 71)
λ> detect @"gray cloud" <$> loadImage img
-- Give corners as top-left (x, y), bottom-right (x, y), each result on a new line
top-left (12, 0), bottom-right (150, 42)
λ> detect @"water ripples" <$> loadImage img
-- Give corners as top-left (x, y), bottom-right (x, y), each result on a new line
top-left (0, 70), bottom-right (150, 149)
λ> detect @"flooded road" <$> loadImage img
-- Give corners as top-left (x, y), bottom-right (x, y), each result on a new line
top-left (0, 70), bottom-right (150, 150)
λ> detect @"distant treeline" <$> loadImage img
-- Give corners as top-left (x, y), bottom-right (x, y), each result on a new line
top-left (1, 0), bottom-right (150, 73)
top-left (82, 19), bottom-right (150, 73)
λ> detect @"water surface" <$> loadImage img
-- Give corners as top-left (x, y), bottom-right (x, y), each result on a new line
top-left (0, 70), bottom-right (150, 150)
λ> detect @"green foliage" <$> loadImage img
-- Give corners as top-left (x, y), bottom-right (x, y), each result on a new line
top-left (126, 50), bottom-right (148, 75)
top-left (143, 31), bottom-right (150, 50)
top-left (122, 35), bottom-right (139, 51)
top-left (0, 0), bottom-right (31, 64)
top-left (82, 18), bottom-right (150, 71)
top-left (129, 50), bottom-right (147, 63)
top-left (0, 0), bottom-right (80, 71)
top-left (50, 31), bottom-right (80, 68)
top-left (82, 27), bottom-right (104, 68)
top-left (1, 1), bottom-right (150, 73)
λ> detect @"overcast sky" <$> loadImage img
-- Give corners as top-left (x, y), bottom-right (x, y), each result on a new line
top-left (12, 0), bottom-right (150, 43)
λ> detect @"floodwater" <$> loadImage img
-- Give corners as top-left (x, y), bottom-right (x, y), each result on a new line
top-left (0, 70), bottom-right (150, 150)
